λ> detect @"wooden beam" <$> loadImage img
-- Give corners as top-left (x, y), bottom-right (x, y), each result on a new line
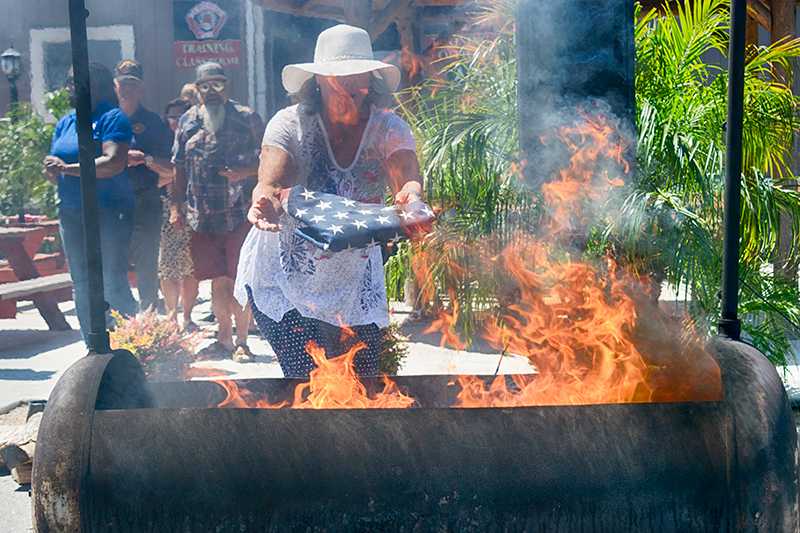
top-left (260, 0), bottom-right (347, 22)
top-left (638, 0), bottom-right (771, 31)
top-left (369, 0), bottom-right (415, 39)
top-left (746, 12), bottom-right (760, 47)
top-left (344, 0), bottom-right (372, 27)
top-left (747, 0), bottom-right (771, 33)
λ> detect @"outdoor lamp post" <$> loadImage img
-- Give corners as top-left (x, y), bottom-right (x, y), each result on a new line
top-left (1, 46), bottom-right (22, 113)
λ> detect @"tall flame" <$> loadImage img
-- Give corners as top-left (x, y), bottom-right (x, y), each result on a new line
top-left (421, 111), bottom-right (722, 407)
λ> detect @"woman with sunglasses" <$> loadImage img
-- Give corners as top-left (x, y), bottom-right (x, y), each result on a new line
top-left (43, 63), bottom-right (138, 344)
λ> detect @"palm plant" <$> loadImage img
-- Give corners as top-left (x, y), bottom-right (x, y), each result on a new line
top-left (611, 0), bottom-right (800, 363)
top-left (395, 3), bottom-right (536, 339)
top-left (393, 0), bottom-right (800, 363)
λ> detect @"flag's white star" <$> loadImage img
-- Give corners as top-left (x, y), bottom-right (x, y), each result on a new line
top-left (358, 209), bottom-right (373, 216)
top-left (367, 238), bottom-right (380, 248)
top-left (334, 211), bottom-right (350, 220)
top-left (421, 206), bottom-right (435, 217)
top-left (352, 219), bottom-right (368, 230)
top-left (399, 210), bottom-right (415, 221)
top-left (301, 189), bottom-right (316, 201)
top-left (391, 232), bottom-right (403, 243)
top-left (310, 215), bottom-right (326, 224)
top-left (328, 224), bottom-right (344, 235)
top-left (376, 215), bottom-right (391, 225)
top-left (341, 199), bottom-right (357, 207)
top-left (295, 208), bottom-right (309, 218)
top-left (316, 201), bottom-right (332, 211)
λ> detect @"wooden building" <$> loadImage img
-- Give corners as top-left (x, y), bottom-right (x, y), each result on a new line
top-left (0, 0), bottom-right (468, 121)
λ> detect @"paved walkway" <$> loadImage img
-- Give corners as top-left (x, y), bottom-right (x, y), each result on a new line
top-left (0, 284), bottom-right (533, 408)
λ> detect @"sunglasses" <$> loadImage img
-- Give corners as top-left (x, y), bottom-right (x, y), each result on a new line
top-left (197, 80), bottom-right (226, 93)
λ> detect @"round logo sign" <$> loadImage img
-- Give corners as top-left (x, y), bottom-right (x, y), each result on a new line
top-left (186, 1), bottom-right (228, 41)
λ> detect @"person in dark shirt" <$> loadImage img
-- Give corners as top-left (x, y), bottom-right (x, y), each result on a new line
top-left (43, 62), bottom-right (138, 343)
top-left (114, 60), bottom-right (174, 312)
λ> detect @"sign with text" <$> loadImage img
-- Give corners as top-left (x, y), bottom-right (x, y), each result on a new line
top-left (173, 0), bottom-right (242, 69)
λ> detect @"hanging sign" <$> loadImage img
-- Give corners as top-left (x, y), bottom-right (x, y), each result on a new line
top-left (173, 0), bottom-right (243, 69)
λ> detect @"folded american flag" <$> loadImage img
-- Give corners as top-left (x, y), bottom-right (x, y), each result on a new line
top-left (286, 186), bottom-right (434, 252)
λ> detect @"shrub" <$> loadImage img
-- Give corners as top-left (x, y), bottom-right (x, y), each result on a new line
top-left (110, 310), bottom-right (204, 380)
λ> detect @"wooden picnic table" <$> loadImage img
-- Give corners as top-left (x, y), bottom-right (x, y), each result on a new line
top-left (0, 226), bottom-right (71, 330)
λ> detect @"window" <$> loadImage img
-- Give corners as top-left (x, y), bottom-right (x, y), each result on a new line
top-left (29, 25), bottom-right (135, 119)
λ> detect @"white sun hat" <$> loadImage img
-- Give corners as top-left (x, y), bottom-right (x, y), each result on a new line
top-left (282, 24), bottom-right (401, 94)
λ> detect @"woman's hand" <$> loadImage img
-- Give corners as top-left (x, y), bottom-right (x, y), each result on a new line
top-left (249, 184), bottom-right (285, 232)
top-left (394, 181), bottom-right (423, 205)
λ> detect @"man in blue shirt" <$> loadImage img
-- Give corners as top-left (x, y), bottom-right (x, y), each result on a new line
top-left (44, 63), bottom-right (138, 342)
top-left (114, 60), bottom-right (174, 312)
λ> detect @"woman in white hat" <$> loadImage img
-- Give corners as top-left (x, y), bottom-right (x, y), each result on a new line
top-left (234, 24), bottom-right (423, 377)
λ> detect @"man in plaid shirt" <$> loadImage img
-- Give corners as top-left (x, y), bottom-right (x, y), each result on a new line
top-left (170, 62), bottom-right (264, 361)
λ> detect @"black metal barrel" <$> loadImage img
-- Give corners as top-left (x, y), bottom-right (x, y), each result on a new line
top-left (32, 338), bottom-right (797, 532)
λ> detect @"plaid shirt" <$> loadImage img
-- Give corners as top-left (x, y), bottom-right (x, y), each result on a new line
top-left (172, 101), bottom-right (264, 233)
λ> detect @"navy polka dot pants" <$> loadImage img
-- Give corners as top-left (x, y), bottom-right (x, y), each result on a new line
top-left (247, 287), bottom-right (381, 378)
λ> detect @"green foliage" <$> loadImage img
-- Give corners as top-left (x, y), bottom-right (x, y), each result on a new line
top-left (396, 12), bottom-right (538, 341)
top-left (608, 0), bottom-right (800, 364)
top-left (379, 323), bottom-right (409, 375)
top-left (0, 89), bottom-right (71, 220)
top-left (394, 0), bottom-right (800, 365)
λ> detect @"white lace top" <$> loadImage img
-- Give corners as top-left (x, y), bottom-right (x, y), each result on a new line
top-left (234, 104), bottom-right (417, 327)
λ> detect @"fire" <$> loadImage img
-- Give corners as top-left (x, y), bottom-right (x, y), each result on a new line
top-left (322, 76), bottom-right (363, 126)
top-left (541, 112), bottom-right (630, 234)
top-left (455, 243), bottom-right (653, 407)
top-left (213, 108), bottom-right (722, 411)
top-left (216, 341), bottom-right (415, 409)
top-left (423, 288), bottom-right (466, 351)
top-left (401, 46), bottom-right (424, 82)
top-left (419, 111), bottom-right (722, 407)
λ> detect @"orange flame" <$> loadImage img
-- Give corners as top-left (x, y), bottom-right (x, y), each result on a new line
top-left (423, 288), bottom-right (466, 351)
top-left (418, 112), bottom-right (722, 407)
top-left (401, 46), bottom-right (424, 82)
top-left (455, 243), bottom-right (652, 407)
top-left (541, 112), bottom-right (630, 235)
top-left (216, 341), bottom-right (415, 409)
top-left (322, 76), bottom-right (364, 126)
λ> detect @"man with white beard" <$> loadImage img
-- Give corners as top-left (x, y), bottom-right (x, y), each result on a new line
top-left (170, 62), bottom-right (264, 361)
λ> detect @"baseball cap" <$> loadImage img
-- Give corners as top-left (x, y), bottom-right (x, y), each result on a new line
top-left (195, 62), bottom-right (228, 83)
top-left (114, 59), bottom-right (143, 82)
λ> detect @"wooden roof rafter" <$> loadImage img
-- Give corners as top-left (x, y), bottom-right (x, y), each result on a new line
top-left (638, 0), bottom-right (773, 32)
top-left (258, 0), bottom-right (466, 37)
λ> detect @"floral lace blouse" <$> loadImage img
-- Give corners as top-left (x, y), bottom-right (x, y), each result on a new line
top-left (234, 104), bottom-right (417, 327)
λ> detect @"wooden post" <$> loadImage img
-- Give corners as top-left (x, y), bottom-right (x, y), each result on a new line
top-left (745, 13), bottom-right (759, 49)
top-left (771, 0), bottom-right (798, 285)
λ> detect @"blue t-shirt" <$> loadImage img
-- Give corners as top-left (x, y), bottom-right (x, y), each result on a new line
top-left (50, 101), bottom-right (134, 211)
top-left (127, 106), bottom-right (173, 193)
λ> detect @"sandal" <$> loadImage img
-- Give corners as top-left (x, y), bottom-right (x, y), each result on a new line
top-left (197, 341), bottom-right (233, 359)
top-left (232, 344), bottom-right (254, 363)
